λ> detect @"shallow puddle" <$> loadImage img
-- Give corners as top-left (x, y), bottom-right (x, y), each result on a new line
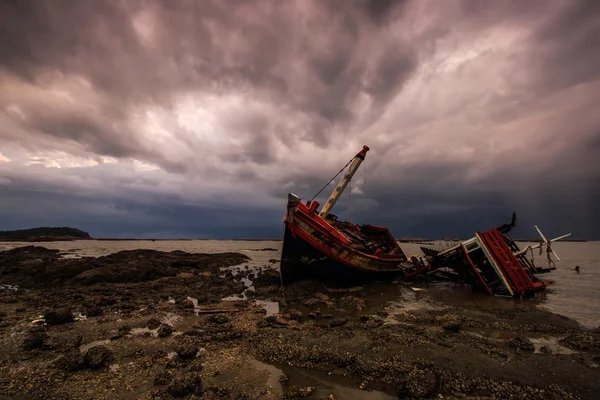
top-left (254, 300), bottom-right (279, 316)
top-left (79, 339), bottom-right (110, 353)
top-left (263, 360), bottom-right (398, 400)
top-left (529, 336), bottom-right (578, 355)
top-left (130, 327), bottom-right (159, 337)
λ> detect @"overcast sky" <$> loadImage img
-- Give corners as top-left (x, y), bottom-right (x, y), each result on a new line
top-left (1, 0), bottom-right (599, 239)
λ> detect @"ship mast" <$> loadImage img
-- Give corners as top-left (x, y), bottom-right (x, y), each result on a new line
top-left (319, 145), bottom-right (369, 219)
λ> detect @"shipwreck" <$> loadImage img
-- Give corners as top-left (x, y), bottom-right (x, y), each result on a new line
top-left (279, 144), bottom-right (572, 298)
top-left (420, 214), bottom-right (572, 298)
top-left (279, 145), bottom-right (430, 284)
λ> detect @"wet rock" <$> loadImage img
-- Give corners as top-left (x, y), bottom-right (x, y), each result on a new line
top-left (330, 318), bottom-right (349, 328)
top-left (154, 370), bottom-right (172, 386)
top-left (208, 314), bottom-right (230, 325)
top-left (167, 373), bottom-right (203, 398)
top-left (288, 309), bottom-right (303, 321)
top-left (85, 306), bottom-right (103, 317)
top-left (285, 386), bottom-right (315, 398)
top-left (279, 373), bottom-right (290, 385)
top-left (158, 324), bottom-right (173, 338)
top-left (560, 332), bottom-right (600, 350)
top-left (233, 300), bottom-right (250, 308)
top-left (509, 336), bottom-right (535, 352)
top-left (66, 334), bottom-right (83, 349)
top-left (401, 367), bottom-right (439, 398)
top-left (54, 349), bottom-right (85, 372)
top-left (204, 386), bottom-right (230, 397)
top-left (84, 345), bottom-right (113, 369)
top-left (540, 345), bottom-right (552, 354)
top-left (262, 315), bottom-right (289, 327)
top-left (44, 309), bottom-right (74, 326)
top-left (147, 317), bottom-right (162, 329)
top-left (118, 325), bottom-right (132, 336)
top-left (442, 322), bottom-right (461, 333)
top-left (175, 337), bottom-right (199, 359)
top-left (255, 285), bottom-right (279, 295)
top-left (253, 269), bottom-right (281, 289)
top-left (22, 332), bottom-right (49, 351)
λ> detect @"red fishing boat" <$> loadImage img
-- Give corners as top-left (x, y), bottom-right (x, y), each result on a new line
top-left (279, 145), bottom-right (430, 284)
top-left (420, 214), bottom-right (572, 297)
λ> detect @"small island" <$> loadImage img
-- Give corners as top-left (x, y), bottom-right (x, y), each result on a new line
top-left (0, 227), bottom-right (92, 242)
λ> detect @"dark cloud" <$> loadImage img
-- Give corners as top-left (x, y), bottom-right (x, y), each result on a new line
top-left (0, 0), bottom-right (599, 239)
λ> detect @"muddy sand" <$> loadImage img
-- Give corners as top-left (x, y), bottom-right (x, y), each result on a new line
top-left (0, 245), bottom-right (599, 399)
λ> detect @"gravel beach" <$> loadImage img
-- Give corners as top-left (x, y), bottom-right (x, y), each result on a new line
top-left (1, 246), bottom-right (599, 399)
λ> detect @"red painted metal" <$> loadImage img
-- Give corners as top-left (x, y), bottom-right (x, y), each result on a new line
top-left (295, 201), bottom-right (352, 245)
top-left (477, 229), bottom-right (549, 295)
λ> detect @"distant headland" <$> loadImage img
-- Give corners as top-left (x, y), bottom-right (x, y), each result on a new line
top-left (0, 227), bottom-right (92, 242)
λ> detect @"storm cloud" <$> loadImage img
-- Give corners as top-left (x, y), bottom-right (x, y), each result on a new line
top-left (1, 0), bottom-right (599, 239)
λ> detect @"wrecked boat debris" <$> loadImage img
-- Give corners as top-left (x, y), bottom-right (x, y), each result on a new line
top-left (280, 145), bottom-right (431, 284)
top-left (279, 145), bottom-right (572, 298)
top-left (421, 213), bottom-right (572, 298)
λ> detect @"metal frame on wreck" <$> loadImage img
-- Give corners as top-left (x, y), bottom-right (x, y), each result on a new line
top-left (420, 214), bottom-right (572, 298)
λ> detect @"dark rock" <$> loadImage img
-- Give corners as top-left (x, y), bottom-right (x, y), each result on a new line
top-left (84, 345), bottom-right (113, 369)
top-left (308, 312), bottom-right (317, 319)
top-left (252, 269), bottom-right (281, 289)
top-left (22, 332), bottom-right (49, 351)
top-left (147, 317), bottom-right (162, 329)
top-left (66, 334), bottom-right (83, 348)
top-left (167, 373), bottom-right (203, 398)
top-left (154, 370), bottom-right (172, 386)
top-left (330, 318), bottom-right (349, 327)
top-left (288, 309), bottom-right (303, 321)
top-left (208, 315), bottom-right (230, 325)
top-left (560, 332), bottom-right (600, 351)
top-left (85, 306), bottom-right (103, 317)
top-left (442, 322), bottom-right (461, 333)
top-left (402, 367), bottom-right (440, 398)
top-left (175, 337), bottom-right (198, 359)
top-left (233, 300), bottom-right (250, 308)
top-left (118, 325), bottom-right (132, 335)
top-left (322, 314), bottom-right (333, 319)
top-left (158, 324), bottom-right (173, 338)
top-left (255, 285), bottom-right (279, 295)
top-left (376, 311), bottom-right (389, 318)
top-left (119, 302), bottom-right (136, 311)
top-left (279, 373), bottom-right (290, 385)
top-left (540, 345), bottom-right (552, 354)
top-left (509, 336), bottom-right (535, 352)
top-left (54, 349), bottom-right (85, 372)
top-left (44, 309), bottom-right (74, 326)
top-left (360, 315), bottom-right (370, 322)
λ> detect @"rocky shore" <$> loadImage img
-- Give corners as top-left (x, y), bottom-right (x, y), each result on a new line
top-left (0, 246), bottom-right (599, 399)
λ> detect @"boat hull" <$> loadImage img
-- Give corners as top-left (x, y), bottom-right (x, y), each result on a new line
top-left (280, 224), bottom-right (406, 285)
